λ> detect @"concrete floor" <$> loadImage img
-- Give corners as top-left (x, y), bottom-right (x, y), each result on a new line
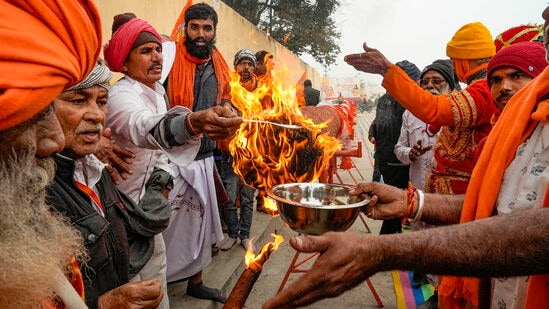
top-left (167, 112), bottom-right (400, 308)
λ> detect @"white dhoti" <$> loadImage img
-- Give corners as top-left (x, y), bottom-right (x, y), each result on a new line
top-left (130, 233), bottom-right (169, 309)
top-left (163, 156), bottom-right (224, 283)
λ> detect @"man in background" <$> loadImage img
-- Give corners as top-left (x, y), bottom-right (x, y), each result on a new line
top-left (304, 79), bottom-right (320, 106)
top-left (218, 49), bottom-right (259, 252)
top-left (369, 60), bottom-right (420, 234)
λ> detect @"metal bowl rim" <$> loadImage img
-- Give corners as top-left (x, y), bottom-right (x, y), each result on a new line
top-left (267, 182), bottom-right (371, 209)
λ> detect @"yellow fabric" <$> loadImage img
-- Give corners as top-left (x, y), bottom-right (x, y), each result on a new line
top-left (446, 22), bottom-right (495, 59)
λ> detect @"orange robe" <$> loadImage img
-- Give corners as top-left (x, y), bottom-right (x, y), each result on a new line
top-left (382, 64), bottom-right (498, 193)
top-left (438, 65), bottom-right (549, 308)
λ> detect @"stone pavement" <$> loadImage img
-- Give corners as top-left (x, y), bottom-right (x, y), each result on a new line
top-left (167, 111), bottom-right (400, 308)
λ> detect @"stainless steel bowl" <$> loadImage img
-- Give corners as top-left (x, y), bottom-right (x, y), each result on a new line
top-left (267, 183), bottom-right (370, 235)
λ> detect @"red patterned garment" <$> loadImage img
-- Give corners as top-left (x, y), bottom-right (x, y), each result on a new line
top-left (382, 64), bottom-right (498, 193)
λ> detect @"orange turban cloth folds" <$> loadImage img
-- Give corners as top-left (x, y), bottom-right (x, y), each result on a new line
top-left (0, 0), bottom-right (102, 131)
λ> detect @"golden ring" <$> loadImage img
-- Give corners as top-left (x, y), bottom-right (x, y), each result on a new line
top-left (104, 163), bottom-right (110, 169)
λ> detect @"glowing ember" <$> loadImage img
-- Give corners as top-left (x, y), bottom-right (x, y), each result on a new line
top-left (229, 68), bottom-right (341, 193)
top-left (245, 233), bottom-right (284, 270)
top-left (263, 197), bottom-right (279, 216)
top-left (224, 233), bottom-right (284, 308)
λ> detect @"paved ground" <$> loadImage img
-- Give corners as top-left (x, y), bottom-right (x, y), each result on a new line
top-left (167, 112), bottom-right (400, 308)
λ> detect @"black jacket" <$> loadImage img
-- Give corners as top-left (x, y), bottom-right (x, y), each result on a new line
top-left (46, 155), bottom-right (132, 309)
top-left (304, 86), bottom-right (320, 106)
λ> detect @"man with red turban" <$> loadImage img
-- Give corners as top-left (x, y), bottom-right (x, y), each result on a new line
top-left (104, 9), bottom-right (240, 306)
top-left (0, 0), bottom-right (100, 307)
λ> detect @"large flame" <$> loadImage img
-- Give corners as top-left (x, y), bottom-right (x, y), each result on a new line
top-left (229, 68), bottom-right (341, 193)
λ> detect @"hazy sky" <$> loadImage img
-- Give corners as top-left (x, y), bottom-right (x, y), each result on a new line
top-left (302, 0), bottom-right (545, 84)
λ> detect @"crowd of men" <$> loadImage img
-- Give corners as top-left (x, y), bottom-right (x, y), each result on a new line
top-left (1, 1), bottom-right (548, 309)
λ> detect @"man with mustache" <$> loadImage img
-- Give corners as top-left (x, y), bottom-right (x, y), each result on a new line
top-left (218, 49), bottom-right (260, 252)
top-left (393, 59), bottom-right (459, 308)
top-left (264, 7), bottom-right (549, 308)
top-left (395, 59), bottom-right (459, 194)
top-left (164, 3), bottom-right (234, 303)
top-left (0, 1), bottom-right (102, 307)
top-left (104, 12), bottom-right (241, 307)
top-left (47, 61), bottom-right (164, 309)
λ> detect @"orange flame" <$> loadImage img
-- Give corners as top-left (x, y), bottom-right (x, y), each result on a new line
top-left (229, 67), bottom-right (341, 194)
top-left (263, 197), bottom-right (278, 216)
top-left (245, 233), bottom-right (284, 270)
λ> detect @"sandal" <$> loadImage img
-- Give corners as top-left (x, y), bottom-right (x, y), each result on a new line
top-left (187, 282), bottom-right (227, 303)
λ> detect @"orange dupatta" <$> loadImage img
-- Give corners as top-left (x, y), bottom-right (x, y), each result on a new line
top-left (168, 43), bottom-right (231, 109)
top-left (438, 67), bottom-right (549, 308)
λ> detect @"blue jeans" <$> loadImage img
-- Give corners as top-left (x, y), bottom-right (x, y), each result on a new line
top-left (219, 151), bottom-right (255, 239)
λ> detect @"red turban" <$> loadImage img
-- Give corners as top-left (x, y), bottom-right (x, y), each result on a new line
top-left (494, 24), bottom-right (544, 52)
top-left (0, 0), bottom-right (102, 131)
top-left (103, 18), bottom-right (163, 73)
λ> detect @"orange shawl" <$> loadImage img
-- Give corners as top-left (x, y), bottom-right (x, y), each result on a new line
top-left (438, 66), bottom-right (549, 308)
top-left (167, 42), bottom-right (231, 109)
top-left (0, 0), bottom-right (101, 130)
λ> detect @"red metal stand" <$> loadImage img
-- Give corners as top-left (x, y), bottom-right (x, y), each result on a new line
top-left (277, 250), bottom-right (384, 307)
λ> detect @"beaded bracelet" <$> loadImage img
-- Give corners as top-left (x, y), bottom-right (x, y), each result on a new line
top-left (411, 189), bottom-right (425, 223)
top-left (402, 182), bottom-right (417, 224)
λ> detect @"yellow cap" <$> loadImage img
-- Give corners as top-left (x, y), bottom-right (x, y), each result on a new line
top-left (446, 22), bottom-right (495, 59)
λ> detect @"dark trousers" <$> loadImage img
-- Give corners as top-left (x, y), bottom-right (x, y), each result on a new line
top-left (378, 163), bottom-right (409, 234)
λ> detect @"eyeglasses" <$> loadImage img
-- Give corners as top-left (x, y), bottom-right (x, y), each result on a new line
top-left (419, 78), bottom-right (446, 87)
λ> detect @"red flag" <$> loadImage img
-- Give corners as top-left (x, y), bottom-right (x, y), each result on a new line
top-left (171, 0), bottom-right (193, 42)
top-left (295, 71), bottom-right (307, 106)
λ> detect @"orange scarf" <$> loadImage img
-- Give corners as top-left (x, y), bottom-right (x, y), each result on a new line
top-left (168, 42), bottom-right (231, 109)
top-left (0, 0), bottom-right (101, 130)
top-left (438, 67), bottom-right (549, 308)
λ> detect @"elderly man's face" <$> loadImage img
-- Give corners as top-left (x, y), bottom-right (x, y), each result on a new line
top-left (419, 70), bottom-right (450, 95)
top-left (236, 59), bottom-right (255, 82)
top-left (0, 104), bottom-right (65, 162)
top-left (124, 42), bottom-right (163, 89)
top-left (54, 85), bottom-right (107, 159)
top-left (489, 68), bottom-right (533, 110)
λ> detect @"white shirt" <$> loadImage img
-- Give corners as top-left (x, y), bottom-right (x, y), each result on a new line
top-left (106, 76), bottom-right (200, 202)
top-left (394, 110), bottom-right (439, 190)
top-left (492, 121), bottom-right (549, 309)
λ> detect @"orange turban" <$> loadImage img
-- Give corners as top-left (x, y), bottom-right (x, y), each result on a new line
top-left (446, 22), bottom-right (495, 59)
top-left (0, 0), bottom-right (102, 131)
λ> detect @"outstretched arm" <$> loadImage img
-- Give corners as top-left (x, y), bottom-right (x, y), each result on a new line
top-left (263, 207), bottom-right (549, 308)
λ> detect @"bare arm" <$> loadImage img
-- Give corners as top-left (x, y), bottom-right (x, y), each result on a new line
top-left (263, 207), bottom-right (549, 308)
top-left (353, 182), bottom-right (463, 225)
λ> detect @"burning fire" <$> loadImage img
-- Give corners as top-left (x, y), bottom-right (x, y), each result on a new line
top-left (262, 197), bottom-right (278, 215)
top-left (229, 68), bottom-right (341, 194)
top-left (244, 233), bottom-right (284, 271)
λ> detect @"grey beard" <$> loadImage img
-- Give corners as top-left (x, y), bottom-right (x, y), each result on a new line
top-left (0, 152), bottom-right (85, 307)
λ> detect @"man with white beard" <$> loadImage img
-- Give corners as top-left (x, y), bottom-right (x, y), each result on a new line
top-left (0, 1), bottom-right (101, 307)
top-left (394, 59), bottom-right (459, 195)
top-left (393, 59), bottom-right (459, 308)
